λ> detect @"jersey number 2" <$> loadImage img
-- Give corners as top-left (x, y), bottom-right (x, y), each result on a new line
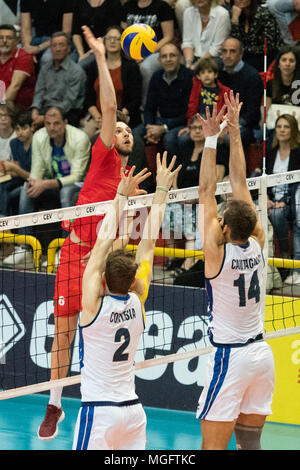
top-left (113, 328), bottom-right (130, 362)
top-left (233, 270), bottom-right (260, 307)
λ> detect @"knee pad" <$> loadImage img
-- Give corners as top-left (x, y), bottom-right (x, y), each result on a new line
top-left (234, 423), bottom-right (263, 450)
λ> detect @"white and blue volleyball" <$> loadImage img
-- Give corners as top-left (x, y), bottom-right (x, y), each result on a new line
top-left (121, 23), bottom-right (157, 60)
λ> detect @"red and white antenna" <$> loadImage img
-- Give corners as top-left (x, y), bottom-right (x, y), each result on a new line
top-left (262, 38), bottom-right (267, 175)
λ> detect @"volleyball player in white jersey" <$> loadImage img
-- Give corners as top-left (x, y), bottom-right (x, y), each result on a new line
top-left (72, 152), bottom-right (181, 450)
top-left (196, 91), bottom-right (275, 450)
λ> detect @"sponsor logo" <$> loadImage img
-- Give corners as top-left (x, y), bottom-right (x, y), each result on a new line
top-left (0, 295), bottom-right (26, 364)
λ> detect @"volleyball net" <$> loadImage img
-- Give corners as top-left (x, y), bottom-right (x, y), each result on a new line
top-left (0, 169), bottom-right (299, 399)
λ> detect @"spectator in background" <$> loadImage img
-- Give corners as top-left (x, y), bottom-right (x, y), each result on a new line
top-left (162, 113), bottom-right (228, 273)
top-left (218, 37), bottom-right (264, 148)
top-left (20, 0), bottom-right (73, 65)
top-left (72, 0), bottom-right (123, 69)
top-left (253, 113), bottom-right (300, 285)
top-left (0, 24), bottom-right (35, 111)
top-left (0, 103), bottom-right (16, 161)
top-left (0, 110), bottom-right (33, 217)
top-left (122, 0), bottom-right (175, 107)
top-left (187, 57), bottom-right (230, 119)
top-left (31, 32), bottom-right (86, 129)
top-left (181, 0), bottom-right (231, 69)
top-left (267, 45), bottom-right (300, 107)
top-left (85, 25), bottom-right (142, 129)
top-left (3, 106), bottom-right (91, 267)
top-left (266, 0), bottom-right (300, 45)
top-left (266, 45), bottom-right (300, 136)
top-left (134, 41), bottom-right (194, 158)
top-left (230, 0), bottom-right (282, 72)
top-left (176, 56), bottom-right (230, 152)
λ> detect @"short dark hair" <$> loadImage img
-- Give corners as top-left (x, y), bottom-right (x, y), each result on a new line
top-left (51, 31), bottom-right (71, 46)
top-left (116, 109), bottom-right (130, 125)
top-left (15, 110), bottom-right (33, 128)
top-left (222, 37), bottom-right (244, 55)
top-left (0, 24), bottom-right (17, 37)
top-left (0, 102), bottom-right (16, 123)
top-left (194, 56), bottom-right (219, 75)
top-left (44, 105), bottom-right (67, 120)
top-left (105, 249), bottom-right (138, 295)
top-left (223, 200), bottom-right (257, 242)
top-left (105, 25), bottom-right (122, 36)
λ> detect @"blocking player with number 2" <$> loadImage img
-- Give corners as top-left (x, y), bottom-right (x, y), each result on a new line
top-left (196, 91), bottom-right (275, 450)
top-left (73, 153), bottom-right (181, 450)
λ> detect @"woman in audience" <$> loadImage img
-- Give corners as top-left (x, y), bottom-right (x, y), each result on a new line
top-left (266, 45), bottom-right (300, 112)
top-left (85, 25), bottom-right (142, 129)
top-left (230, 0), bottom-right (282, 72)
top-left (255, 113), bottom-right (300, 285)
top-left (72, 0), bottom-right (123, 69)
top-left (265, 45), bottom-right (300, 146)
top-left (181, 0), bottom-right (231, 69)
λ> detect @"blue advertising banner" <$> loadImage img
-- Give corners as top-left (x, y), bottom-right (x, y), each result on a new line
top-left (0, 269), bottom-right (210, 412)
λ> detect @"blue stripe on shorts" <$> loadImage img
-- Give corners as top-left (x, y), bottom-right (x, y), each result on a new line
top-left (199, 347), bottom-right (231, 420)
top-left (76, 405), bottom-right (94, 450)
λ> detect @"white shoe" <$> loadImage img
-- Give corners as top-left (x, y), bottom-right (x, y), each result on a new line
top-left (2, 245), bottom-right (34, 268)
top-left (284, 271), bottom-right (300, 285)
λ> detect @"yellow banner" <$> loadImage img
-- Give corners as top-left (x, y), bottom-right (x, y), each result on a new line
top-left (265, 295), bottom-right (300, 425)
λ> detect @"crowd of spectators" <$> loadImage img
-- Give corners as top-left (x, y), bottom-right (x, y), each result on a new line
top-left (0, 0), bottom-right (299, 286)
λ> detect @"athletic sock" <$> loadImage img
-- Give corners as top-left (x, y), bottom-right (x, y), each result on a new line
top-left (49, 386), bottom-right (63, 409)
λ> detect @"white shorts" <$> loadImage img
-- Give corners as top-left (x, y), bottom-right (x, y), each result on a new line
top-left (73, 403), bottom-right (147, 450)
top-left (196, 341), bottom-right (275, 422)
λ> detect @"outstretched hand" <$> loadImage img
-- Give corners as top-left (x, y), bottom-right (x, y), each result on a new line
top-left (155, 151), bottom-right (182, 191)
top-left (117, 166), bottom-right (151, 199)
top-left (196, 103), bottom-right (227, 138)
top-left (82, 25), bottom-right (106, 57)
top-left (224, 91), bottom-right (243, 131)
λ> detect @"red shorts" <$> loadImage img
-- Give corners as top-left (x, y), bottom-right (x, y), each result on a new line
top-left (53, 236), bottom-right (91, 318)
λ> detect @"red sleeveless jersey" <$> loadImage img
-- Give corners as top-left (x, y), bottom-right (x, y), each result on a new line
top-left (66, 136), bottom-right (130, 246)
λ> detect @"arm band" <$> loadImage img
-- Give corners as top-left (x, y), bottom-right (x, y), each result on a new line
top-left (204, 120), bottom-right (228, 149)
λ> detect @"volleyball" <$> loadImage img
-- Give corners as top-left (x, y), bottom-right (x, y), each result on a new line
top-left (121, 23), bottom-right (157, 60)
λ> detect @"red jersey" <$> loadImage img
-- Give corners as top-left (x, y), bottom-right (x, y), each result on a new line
top-left (0, 47), bottom-right (36, 109)
top-left (71, 136), bottom-right (130, 245)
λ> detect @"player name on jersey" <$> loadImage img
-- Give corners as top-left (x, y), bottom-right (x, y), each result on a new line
top-left (110, 307), bottom-right (136, 324)
top-left (231, 254), bottom-right (262, 270)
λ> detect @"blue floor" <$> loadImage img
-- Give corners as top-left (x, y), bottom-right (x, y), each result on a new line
top-left (0, 394), bottom-right (299, 451)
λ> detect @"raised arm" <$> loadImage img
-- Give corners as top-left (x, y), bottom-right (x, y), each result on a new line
top-left (81, 167), bottom-right (151, 321)
top-left (132, 152), bottom-right (181, 303)
top-left (224, 91), bottom-right (265, 248)
top-left (82, 26), bottom-right (117, 147)
top-left (197, 105), bottom-right (227, 274)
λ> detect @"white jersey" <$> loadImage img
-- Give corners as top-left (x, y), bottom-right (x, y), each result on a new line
top-left (206, 237), bottom-right (265, 345)
top-left (79, 292), bottom-right (145, 403)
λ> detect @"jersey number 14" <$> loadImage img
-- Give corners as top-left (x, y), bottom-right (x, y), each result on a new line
top-left (233, 270), bottom-right (260, 307)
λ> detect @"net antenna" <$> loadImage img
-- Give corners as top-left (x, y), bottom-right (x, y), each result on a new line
top-left (0, 171), bottom-right (300, 400)
top-left (259, 37), bottom-right (269, 327)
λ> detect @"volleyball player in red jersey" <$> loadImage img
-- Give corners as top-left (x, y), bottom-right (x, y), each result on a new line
top-left (38, 26), bottom-right (148, 441)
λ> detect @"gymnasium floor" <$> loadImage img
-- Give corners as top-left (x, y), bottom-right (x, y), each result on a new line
top-left (0, 394), bottom-right (299, 451)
